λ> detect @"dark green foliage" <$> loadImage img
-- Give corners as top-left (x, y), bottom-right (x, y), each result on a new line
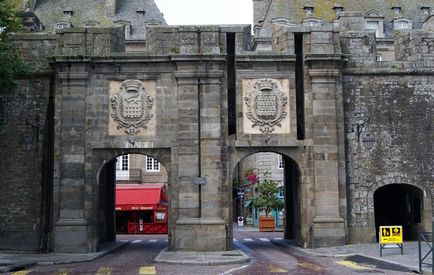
top-left (252, 179), bottom-right (284, 217)
top-left (0, 0), bottom-right (24, 92)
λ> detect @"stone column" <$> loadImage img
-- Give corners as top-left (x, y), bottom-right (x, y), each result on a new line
top-left (308, 62), bottom-right (346, 247)
top-left (53, 63), bottom-right (90, 253)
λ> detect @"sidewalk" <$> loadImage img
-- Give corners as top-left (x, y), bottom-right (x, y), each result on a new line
top-left (271, 239), bottom-right (433, 274)
top-left (0, 241), bottom-right (127, 273)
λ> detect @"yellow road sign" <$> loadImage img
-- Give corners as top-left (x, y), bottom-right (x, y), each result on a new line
top-left (379, 225), bottom-right (403, 244)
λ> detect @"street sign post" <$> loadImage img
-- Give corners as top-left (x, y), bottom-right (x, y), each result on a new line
top-left (379, 225), bottom-right (403, 257)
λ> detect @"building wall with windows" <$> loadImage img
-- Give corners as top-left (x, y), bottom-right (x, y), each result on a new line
top-left (115, 154), bottom-right (168, 184)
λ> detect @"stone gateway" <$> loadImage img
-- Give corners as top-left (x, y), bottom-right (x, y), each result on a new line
top-left (0, 0), bottom-right (432, 253)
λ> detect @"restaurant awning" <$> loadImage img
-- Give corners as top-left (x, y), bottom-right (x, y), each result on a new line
top-left (116, 183), bottom-right (168, 211)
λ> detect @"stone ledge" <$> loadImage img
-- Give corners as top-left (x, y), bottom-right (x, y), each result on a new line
top-left (154, 248), bottom-right (250, 266)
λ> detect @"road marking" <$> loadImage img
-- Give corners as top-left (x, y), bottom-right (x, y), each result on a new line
top-left (139, 266), bottom-right (156, 275)
top-left (95, 267), bottom-right (112, 275)
top-left (259, 238), bottom-right (269, 242)
top-left (164, 239), bottom-right (168, 242)
top-left (53, 269), bottom-right (70, 275)
top-left (149, 239), bottom-right (157, 242)
top-left (273, 237), bottom-right (283, 240)
top-left (233, 238), bottom-right (238, 242)
top-left (11, 271), bottom-right (32, 275)
top-left (243, 238), bottom-right (254, 242)
top-left (132, 240), bottom-right (142, 244)
top-left (298, 262), bottom-right (326, 272)
top-left (221, 264), bottom-right (250, 275)
top-left (269, 266), bottom-right (287, 273)
top-left (336, 260), bottom-right (371, 270)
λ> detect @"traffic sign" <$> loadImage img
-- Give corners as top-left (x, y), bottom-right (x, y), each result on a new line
top-left (379, 225), bottom-right (403, 257)
top-left (379, 225), bottom-right (403, 244)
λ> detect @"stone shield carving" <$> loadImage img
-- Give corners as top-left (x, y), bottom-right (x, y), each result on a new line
top-left (110, 79), bottom-right (154, 135)
top-left (244, 79), bottom-right (288, 134)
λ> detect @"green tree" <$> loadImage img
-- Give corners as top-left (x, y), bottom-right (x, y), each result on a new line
top-left (0, 0), bottom-right (24, 91)
top-left (252, 178), bottom-right (284, 217)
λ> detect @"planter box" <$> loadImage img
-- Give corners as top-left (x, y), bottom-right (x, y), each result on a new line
top-left (259, 216), bottom-right (275, 232)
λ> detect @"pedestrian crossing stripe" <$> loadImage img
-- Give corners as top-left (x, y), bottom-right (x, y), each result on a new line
top-left (336, 260), bottom-right (371, 270)
top-left (233, 238), bottom-right (238, 242)
top-left (132, 240), bottom-right (142, 243)
top-left (259, 238), bottom-right (270, 242)
top-left (149, 239), bottom-right (157, 242)
top-left (11, 271), bottom-right (31, 275)
top-left (139, 266), bottom-right (156, 275)
top-left (95, 267), bottom-right (112, 275)
top-left (273, 237), bottom-right (283, 240)
top-left (243, 238), bottom-right (254, 242)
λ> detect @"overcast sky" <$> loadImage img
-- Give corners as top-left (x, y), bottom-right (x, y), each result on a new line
top-left (154, 0), bottom-right (253, 26)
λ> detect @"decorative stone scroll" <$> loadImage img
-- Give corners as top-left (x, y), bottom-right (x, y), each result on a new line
top-left (110, 79), bottom-right (154, 135)
top-left (244, 79), bottom-right (288, 134)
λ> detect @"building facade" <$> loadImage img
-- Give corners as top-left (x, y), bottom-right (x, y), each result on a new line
top-left (0, 0), bottom-right (432, 253)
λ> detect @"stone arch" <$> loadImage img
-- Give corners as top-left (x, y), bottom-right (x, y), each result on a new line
top-left (92, 148), bottom-right (174, 248)
top-left (229, 147), bottom-right (305, 244)
top-left (367, 176), bottom-right (432, 240)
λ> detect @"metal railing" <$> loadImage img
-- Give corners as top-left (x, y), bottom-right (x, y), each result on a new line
top-left (116, 169), bottom-right (142, 181)
top-left (418, 230), bottom-right (433, 274)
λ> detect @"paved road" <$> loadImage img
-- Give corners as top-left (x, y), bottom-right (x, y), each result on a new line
top-left (6, 232), bottom-right (414, 274)
top-left (232, 230), bottom-right (413, 274)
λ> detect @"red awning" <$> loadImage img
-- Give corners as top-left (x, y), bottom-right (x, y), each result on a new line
top-left (116, 183), bottom-right (168, 211)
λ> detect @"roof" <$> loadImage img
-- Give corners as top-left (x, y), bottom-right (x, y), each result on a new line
top-left (33, 0), bottom-right (166, 39)
top-left (116, 183), bottom-right (168, 210)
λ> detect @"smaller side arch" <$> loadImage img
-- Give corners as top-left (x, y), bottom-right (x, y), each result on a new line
top-left (367, 176), bottom-right (432, 241)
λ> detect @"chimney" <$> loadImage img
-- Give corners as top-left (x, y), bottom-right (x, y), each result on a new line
top-left (105, 0), bottom-right (117, 17)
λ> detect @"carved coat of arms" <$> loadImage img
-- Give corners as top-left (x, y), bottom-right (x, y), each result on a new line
top-left (244, 79), bottom-right (288, 134)
top-left (111, 80), bottom-right (154, 135)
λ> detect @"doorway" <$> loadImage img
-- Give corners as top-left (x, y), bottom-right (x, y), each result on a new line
top-left (374, 184), bottom-right (423, 241)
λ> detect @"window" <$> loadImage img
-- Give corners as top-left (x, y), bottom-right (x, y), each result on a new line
top-left (116, 155), bottom-right (129, 170)
top-left (394, 20), bottom-right (411, 30)
top-left (63, 10), bottom-right (73, 17)
top-left (303, 19), bottom-right (322, 27)
top-left (54, 22), bottom-right (71, 30)
top-left (366, 21), bottom-right (379, 37)
top-left (146, 156), bottom-right (160, 172)
top-left (303, 6), bottom-right (314, 16)
top-left (278, 155), bottom-right (284, 169)
top-left (392, 7), bottom-right (401, 15)
top-left (421, 7), bottom-right (430, 16)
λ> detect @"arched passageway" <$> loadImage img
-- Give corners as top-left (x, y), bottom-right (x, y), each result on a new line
top-left (374, 184), bottom-right (423, 241)
top-left (232, 151), bottom-right (301, 243)
top-left (97, 153), bottom-right (169, 245)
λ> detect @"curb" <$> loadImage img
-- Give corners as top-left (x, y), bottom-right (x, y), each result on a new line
top-left (154, 248), bottom-right (251, 266)
top-left (0, 241), bottom-right (127, 273)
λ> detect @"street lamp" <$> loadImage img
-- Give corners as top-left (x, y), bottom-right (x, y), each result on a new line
top-left (362, 133), bottom-right (376, 150)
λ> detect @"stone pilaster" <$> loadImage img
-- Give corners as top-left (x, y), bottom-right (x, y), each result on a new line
top-left (53, 63), bottom-right (90, 253)
top-left (307, 58), bottom-right (346, 247)
top-left (173, 56), bottom-right (227, 251)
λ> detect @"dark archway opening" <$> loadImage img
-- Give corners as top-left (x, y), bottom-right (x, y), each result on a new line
top-left (232, 152), bottom-right (301, 243)
top-left (97, 154), bottom-right (169, 245)
top-left (374, 184), bottom-right (423, 241)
